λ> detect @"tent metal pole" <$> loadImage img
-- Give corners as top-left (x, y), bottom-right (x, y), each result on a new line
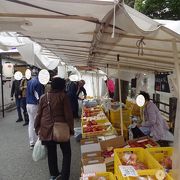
top-left (0, 54), bottom-right (5, 118)
top-left (117, 54), bottom-right (123, 136)
top-left (172, 40), bottom-right (180, 97)
top-left (96, 69), bottom-right (100, 98)
top-left (172, 39), bottom-right (180, 179)
top-left (106, 64), bottom-right (109, 77)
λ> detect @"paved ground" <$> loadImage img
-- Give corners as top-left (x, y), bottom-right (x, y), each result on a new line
top-left (0, 110), bottom-right (81, 180)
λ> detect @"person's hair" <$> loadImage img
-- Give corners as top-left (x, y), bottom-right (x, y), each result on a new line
top-left (139, 91), bottom-right (150, 101)
top-left (80, 80), bottom-right (85, 84)
top-left (51, 77), bottom-right (65, 91)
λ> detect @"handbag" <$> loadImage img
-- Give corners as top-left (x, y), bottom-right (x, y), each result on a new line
top-left (47, 92), bottom-right (70, 142)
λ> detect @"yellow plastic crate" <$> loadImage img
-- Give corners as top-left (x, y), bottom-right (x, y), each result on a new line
top-left (114, 147), bottom-right (163, 179)
top-left (109, 109), bottom-right (131, 125)
top-left (146, 147), bottom-right (174, 178)
top-left (146, 147), bottom-right (173, 163)
top-left (117, 170), bottom-right (173, 180)
top-left (113, 125), bottom-right (128, 141)
top-left (81, 119), bottom-right (110, 126)
top-left (88, 172), bottom-right (116, 180)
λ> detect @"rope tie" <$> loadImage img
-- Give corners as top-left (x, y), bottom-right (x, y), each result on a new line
top-left (136, 37), bottom-right (145, 56)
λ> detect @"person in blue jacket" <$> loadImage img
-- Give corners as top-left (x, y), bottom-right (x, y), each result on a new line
top-left (26, 75), bottom-right (44, 149)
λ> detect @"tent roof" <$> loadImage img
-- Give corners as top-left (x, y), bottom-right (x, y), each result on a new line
top-left (0, 0), bottom-right (179, 72)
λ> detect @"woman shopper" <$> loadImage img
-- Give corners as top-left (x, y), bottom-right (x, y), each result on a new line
top-left (34, 77), bottom-right (74, 180)
top-left (137, 91), bottom-right (169, 141)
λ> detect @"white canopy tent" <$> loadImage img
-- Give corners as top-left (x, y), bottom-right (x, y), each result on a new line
top-left (0, 0), bottom-right (180, 178)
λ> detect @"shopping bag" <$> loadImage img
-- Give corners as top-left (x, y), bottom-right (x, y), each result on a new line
top-left (32, 138), bottom-right (47, 162)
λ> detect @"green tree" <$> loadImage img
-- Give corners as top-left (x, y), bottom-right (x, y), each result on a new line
top-left (135, 0), bottom-right (180, 20)
top-left (124, 0), bottom-right (135, 8)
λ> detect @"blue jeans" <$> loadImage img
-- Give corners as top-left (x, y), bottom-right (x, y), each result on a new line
top-left (15, 98), bottom-right (22, 119)
top-left (21, 97), bottom-right (29, 123)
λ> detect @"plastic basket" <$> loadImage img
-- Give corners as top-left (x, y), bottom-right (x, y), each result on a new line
top-left (114, 147), bottom-right (163, 179)
top-left (117, 169), bottom-right (173, 180)
top-left (87, 172), bottom-right (116, 180)
top-left (109, 109), bottom-right (131, 125)
top-left (146, 147), bottom-right (174, 177)
top-left (146, 147), bottom-right (173, 163)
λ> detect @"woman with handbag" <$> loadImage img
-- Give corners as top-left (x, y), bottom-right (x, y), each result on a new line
top-left (34, 77), bottom-right (74, 180)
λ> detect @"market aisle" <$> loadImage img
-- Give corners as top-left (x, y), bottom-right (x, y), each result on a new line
top-left (0, 110), bottom-right (81, 180)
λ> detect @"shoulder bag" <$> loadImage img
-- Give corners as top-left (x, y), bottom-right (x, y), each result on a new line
top-left (47, 92), bottom-right (70, 142)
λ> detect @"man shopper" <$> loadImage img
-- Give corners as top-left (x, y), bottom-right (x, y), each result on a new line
top-left (26, 75), bottom-right (44, 149)
top-left (11, 79), bottom-right (23, 122)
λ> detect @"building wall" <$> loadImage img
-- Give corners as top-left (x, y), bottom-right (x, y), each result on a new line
top-left (0, 58), bottom-right (26, 109)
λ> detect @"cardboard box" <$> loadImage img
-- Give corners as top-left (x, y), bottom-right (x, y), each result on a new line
top-left (100, 136), bottom-right (125, 166)
top-left (100, 136), bottom-right (125, 151)
top-left (127, 136), bottom-right (159, 148)
top-left (82, 151), bottom-right (102, 160)
top-left (82, 157), bottom-right (106, 173)
top-left (81, 143), bottom-right (101, 154)
top-left (81, 137), bottom-right (98, 145)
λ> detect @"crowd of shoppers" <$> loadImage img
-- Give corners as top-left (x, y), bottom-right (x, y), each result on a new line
top-left (11, 68), bottom-right (86, 180)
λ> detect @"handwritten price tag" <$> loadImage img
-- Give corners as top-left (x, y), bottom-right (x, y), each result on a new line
top-left (119, 165), bottom-right (138, 177)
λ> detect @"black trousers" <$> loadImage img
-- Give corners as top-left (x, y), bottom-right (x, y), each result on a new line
top-left (45, 140), bottom-right (71, 180)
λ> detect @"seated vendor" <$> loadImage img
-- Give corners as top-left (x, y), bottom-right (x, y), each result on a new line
top-left (138, 91), bottom-right (171, 141)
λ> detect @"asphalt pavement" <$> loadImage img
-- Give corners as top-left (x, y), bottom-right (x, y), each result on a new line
top-left (0, 110), bottom-right (81, 180)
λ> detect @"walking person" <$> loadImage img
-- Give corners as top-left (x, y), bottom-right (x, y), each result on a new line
top-left (11, 79), bottom-right (23, 122)
top-left (35, 77), bottom-right (74, 180)
top-left (26, 75), bottom-right (44, 149)
top-left (20, 77), bottom-right (29, 126)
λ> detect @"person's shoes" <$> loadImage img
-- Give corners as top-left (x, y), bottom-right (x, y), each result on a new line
top-left (16, 118), bottom-right (23, 122)
top-left (49, 176), bottom-right (57, 180)
top-left (30, 145), bottom-right (34, 150)
top-left (23, 122), bottom-right (29, 126)
top-left (56, 174), bottom-right (61, 180)
top-left (49, 173), bottom-right (61, 180)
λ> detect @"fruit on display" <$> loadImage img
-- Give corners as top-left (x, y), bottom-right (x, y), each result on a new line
top-left (88, 176), bottom-right (107, 180)
top-left (160, 157), bottom-right (172, 170)
top-left (86, 120), bottom-right (98, 126)
top-left (83, 107), bottom-right (102, 117)
top-left (102, 146), bottom-right (114, 158)
top-left (121, 152), bottom-right (147, 170)
top-left (128, 138), bottom-right (158, 148)
top-left (155, 170), bottom-right (166, 180)
top-left (83, 125), bottom-right (105, 133)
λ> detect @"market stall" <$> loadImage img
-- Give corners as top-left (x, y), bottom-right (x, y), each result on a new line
top-left (0, 0), bottom-right (179, 179)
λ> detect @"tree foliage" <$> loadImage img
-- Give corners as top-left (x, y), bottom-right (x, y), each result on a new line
top-left (124, 0), bottom-right (135, 8)
top-left (135, 0), bottom-right (180, 20)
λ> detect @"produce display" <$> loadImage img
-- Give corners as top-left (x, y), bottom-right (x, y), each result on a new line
top-left (83, 107), bottom-right (102, 117)
top-left (81, 100), bottom-right (174, 180)
top-left (160, 157), bottom-right (172, 171)
top-left (133, 170), bottom-right (167, 180)
top-left (121, 152), bottom-right (148, 170)
top-left (81, 113), bottom-right (107, 122)
top-left (88, 176), bottom-right (108, 180)
top-left (83, 124), bottom-right (106, 133)
top-left (128, 138), bottom-right (158, 148)
top-left (102, 147), bottom-right (114, 158)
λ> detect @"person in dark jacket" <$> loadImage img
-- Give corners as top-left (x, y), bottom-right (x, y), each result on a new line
top-left (66, 79), bottom-right (87, 118)
top-left (11, 79), bottom-right (23, 122)
top-left (35, 77), bottom-right (74, 180)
